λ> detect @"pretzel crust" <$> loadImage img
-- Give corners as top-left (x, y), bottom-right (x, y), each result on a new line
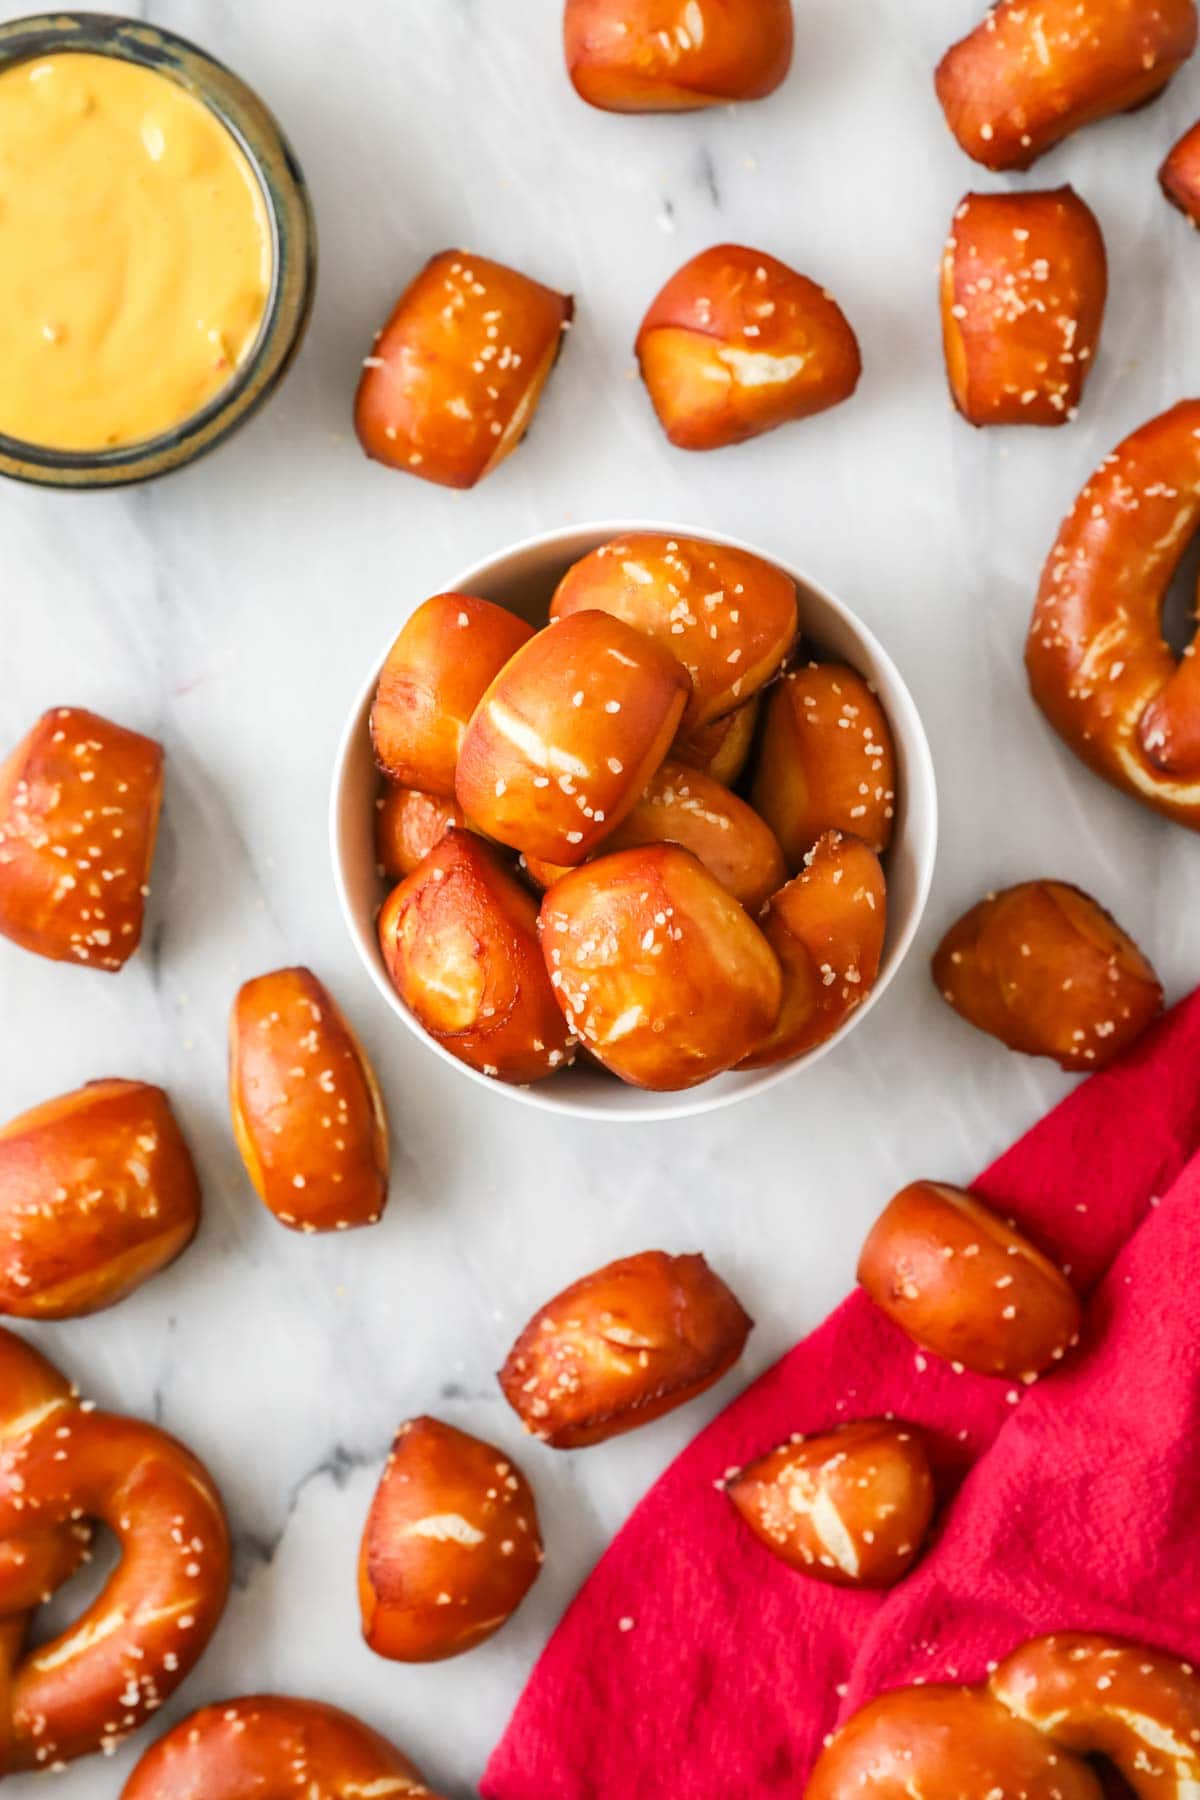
top-left (564, 0), bottom-right (793, 113)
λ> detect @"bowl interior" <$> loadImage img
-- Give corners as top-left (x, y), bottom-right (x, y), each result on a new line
top-left (332, 522), bottom-right (938, 1122)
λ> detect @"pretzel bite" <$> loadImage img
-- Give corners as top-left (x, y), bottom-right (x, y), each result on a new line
top-left (378, 832), bottom-right (573, 1084)
top-left (0, 1079), bottom-right (199, 1319)
top-left (538, 845), bottom-right (782, 1089)
top-left (742, 831), bottom-right (886, 1068)
top-left (359, 1415), bottom-right (542, 1663)
top-left (499, 1249), bottom-right (751, 1447)
top-left (229, 967), bottom-right (389, 1233)
top-left (0, 706), bottom-right (163, 972)
top-left (726, 1419), bottom-right (934, 1588)
top-left (941, 188), bottom-right (1107, 428)
top-left (121, 1696), bottom-right (446, 1799)
top-left (370, 594), bottom-right (534, 795)
top-left (1027, 399), bottom-right (1200, 828)
top-left (376, 784), bottom-right (467, 881)
top-left (932, 880), bottom-right (1162, 1070)
top-left (0, 1326), bottom-right (230, 1773)
top-left (636, 244), bottom-right (860, 452)
top-left (806, 1684), bottom-right (1104, 1800)
top-left (551, 534), bottom-right (797, 730)
top-left (750, 664), bottom-right (897, 871)
top-left (935, 0), bottom-right (1198, 172)
top-left (564, 0), bottom-right (793, 112)
top-left (356, 252), bottom-right (572, 489)
top-left (1161, 119), bottom-right (1200, 225)
top-left (456, 611), bottom-right (690, 864)
top-left (990, 1633), bottom-right (1200, 1795)
top-left (858, 1180), bottom-right (1081, 1382)
top-left (674, 695), bottom-right (760, 786)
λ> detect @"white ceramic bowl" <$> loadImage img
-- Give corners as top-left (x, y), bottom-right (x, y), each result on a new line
top-left (331, 521), bottom-right (938, 1122)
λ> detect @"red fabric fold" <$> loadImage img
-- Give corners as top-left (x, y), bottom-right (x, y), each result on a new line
top-left (484, 985), bottom-right (1200, 1800)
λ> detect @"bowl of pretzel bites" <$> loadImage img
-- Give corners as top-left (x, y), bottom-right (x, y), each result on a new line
top-left (331, 522), bottom-right (937, 1120)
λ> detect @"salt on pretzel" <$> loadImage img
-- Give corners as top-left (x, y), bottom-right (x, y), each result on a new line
top-left (1026, 398), bottom-right (1200, 828)
top-left (0, 1327), bottom-right (229, 1773)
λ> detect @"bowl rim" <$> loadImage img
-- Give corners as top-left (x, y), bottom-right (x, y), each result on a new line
top-left (330, 518), bottom-right (939, 1124)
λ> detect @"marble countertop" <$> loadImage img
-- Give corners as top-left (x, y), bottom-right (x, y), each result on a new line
top-left (2, 1), bottom-right (1198, 1793)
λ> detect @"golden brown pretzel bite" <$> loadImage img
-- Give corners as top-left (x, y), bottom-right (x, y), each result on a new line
top-left (538, 844), bottom-right (782, 1089)
top-left (1027, 399), bottom-right (1200, 827)
top-left (935, 0), bottom-right (1198, 172)
top-left (551, 534), bottom-right (798, 730)
top-left (742, 831), bottom-right (886, 1069)
top-left (751, 664), bottom-right (897, 871)
top-left (636, 244), bottom-right (860, 452)
top-left (0, 706), bottom-right (163, 971)
top-left (990, 1634), bottom-right (1200, 1795)
top-left (674, 695), bottom-right (760, 787)
top-left (370, 594), bottom-right (534, 796)
top-left (379, 832), bottom-right (573, 1084)
top-left (941, 188), bottom-right (1107, 428)
top-left (499, 1249), bottom-right (752, 1448)
top-left (933, 880), bottom-right (1162, 1070)
top-left (355, 252), bottom-right (573, 488)
top-left (0, 1079), bottom-right (199, 1319)
top-left (456, 611), bottom-right (690, 864)
top-left (376, 784), bottom-right (467, 881)
top-left (121, 1696), bottom-right (446, 1799)
top-left (564, 0), bottom-right (793, 112)
top-left (1161, 119), bottom-right (1200, 225)
top-left (359, 1416), bottom-right (542, 1663)
top-left (726, 1419), bottom-right (934, 1588)
top-left (805, 1684), bottom-right (1104, 1799)
top-left (229, 967), bottom-right (389, 1233)
top-left (858, 1180), bottom-right (1081, 1382)
top-left (0, 1327), bottom-right (230, 1774)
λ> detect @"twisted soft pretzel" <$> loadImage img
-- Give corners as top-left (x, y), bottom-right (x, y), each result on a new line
top-left (0, 1327), bottom-right (229, 1773)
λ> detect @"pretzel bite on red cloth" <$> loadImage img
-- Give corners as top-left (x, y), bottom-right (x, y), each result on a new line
top-left (0, 707), bottom-right (162, 971)
top-left (551, 534), bottom-right (797, 730)
top-left (941, 187), bottom-right (1107, 427)
top-left (379, 832), bottom-right (573, 1084)
top-left (538, 844), bottom-right (782, 1089)
top-left (935, 0), bottom-right (1198, 171)
top-left (636, 244), bottom-right (860, 451)
top-left (564, 0), bottom-right (793, 112)
top-left (355, 252), bottom-right (572, 488)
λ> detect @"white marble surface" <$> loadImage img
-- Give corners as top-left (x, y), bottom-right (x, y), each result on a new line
top-left (1, 2), bottom-right (1198, 1793)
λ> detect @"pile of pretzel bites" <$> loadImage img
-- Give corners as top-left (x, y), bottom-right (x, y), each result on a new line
top-left (4, 0), bottom-right (1200, 1792)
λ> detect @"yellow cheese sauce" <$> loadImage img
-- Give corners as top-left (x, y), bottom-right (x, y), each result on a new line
top-left (0, 52), bottom-right (273, 451)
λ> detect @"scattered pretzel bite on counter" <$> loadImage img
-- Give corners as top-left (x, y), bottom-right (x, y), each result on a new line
top-left (989, 1633), bottom-right (1200, 1794)
top-left (0, 706), bottom-right (163, 971)
top-left (456, 610), bottom-right (690, 864)
top-left (726, 1418), bottom-right (934, 1588)
top-left (376, 783), bottom-right (468, 881)
top-left (932, 880), bottom-right (1163, 1070)
top-left (355, 251), bottom-right (573, 488)
top-left (564, 0), bottom-right (793, 112)
top-left (358, 1415), bottom-right (542, 1663)
top-left (538, 844), bottom-right (782, 1089)
top-left (0, 1079), bottom-right (200, 1319)
top-left (551, 534), bottom-right (798, 730)
top-left (1161, 119), bottom-right (1200, 225)
top-left (370, 593), bottom-right (535, 795)
top-left (804, 1683), bottom-right (1105, 1800)
top-left (636, 244), bottom-right (861, 452)
top-left (941, 187), bottom-right (1107, 428)
top-left (0, 1326), bottom-right (230, 1774)
top-left (120, 1696), bottom-right (447, 1799)
top-left (858, 1180), bottom-right (1081, 1382)
top-left (751, 663), bottom-right (897, 871)
top-left (1027, 399), bottom-right (1200, 828)
top-left (741, 831), bottom-right (886, 1069)
top-left (379, 831), bottom-right (573, 1084)
top-left (935, 0), bottom-right (1198, 172)
top-left (674, 695), bottom-right (760, 787)
top-left (229, 966), bottom-right (389, 1232)
top-left (500, 1249), bottom-right (752, 1447)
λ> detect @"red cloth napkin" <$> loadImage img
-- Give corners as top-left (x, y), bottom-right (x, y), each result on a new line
top-left (483, 985), bottom-right (1200, 1800)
